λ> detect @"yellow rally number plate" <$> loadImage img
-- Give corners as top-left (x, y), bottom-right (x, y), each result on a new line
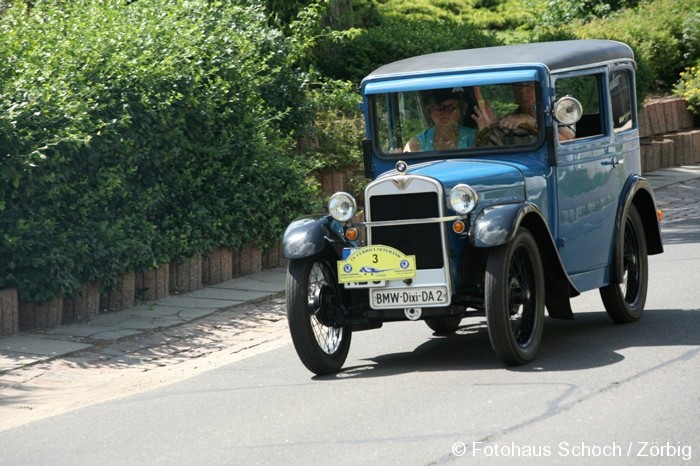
top-left (337, 245), bottom-right (416, 284)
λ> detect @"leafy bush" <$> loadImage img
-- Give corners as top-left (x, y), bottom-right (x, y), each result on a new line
top-left (534, 0), bottom-right (642, 26)
top-left (315, 16), bottom-right (499, 83)
top-left (265, 0), bottom-right (313, 26)
top-left (680, 12), bottom-right (700, 63)
top-left (301, 78), bottom-right (364, 173)
top-left (674, 65), bottom-right (700, 117)
top-left (0, 0), bottom-right (317, 302)
top-left (370, 0), bottom-right (534, 31)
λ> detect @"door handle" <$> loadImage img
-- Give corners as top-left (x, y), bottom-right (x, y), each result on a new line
top-left (601, 157), bottom-right (624, 167)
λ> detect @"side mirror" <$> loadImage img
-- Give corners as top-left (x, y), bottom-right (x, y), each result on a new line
top-left (553, 96), bottom-right (583, 125)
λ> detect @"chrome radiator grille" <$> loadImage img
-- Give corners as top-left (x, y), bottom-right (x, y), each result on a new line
top-left (368, 192), bottom-right (444, 269)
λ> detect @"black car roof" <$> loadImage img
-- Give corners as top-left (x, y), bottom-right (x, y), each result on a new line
top-left (364, 40), bottom-right (634, 80)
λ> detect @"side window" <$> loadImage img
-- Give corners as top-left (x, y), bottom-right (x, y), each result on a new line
top-left (610, 69), bottom-right (635, 133)
top-left (555, 74), bottom-right (604, 139)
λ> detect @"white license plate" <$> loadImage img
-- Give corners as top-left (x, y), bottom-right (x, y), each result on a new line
top-left (370, 286), bottom-right (449, 308)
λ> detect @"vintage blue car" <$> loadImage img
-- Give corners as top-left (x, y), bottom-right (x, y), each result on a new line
top-left (282, 39), bottom-right (664, 375)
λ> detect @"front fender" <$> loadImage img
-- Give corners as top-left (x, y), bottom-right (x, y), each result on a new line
top-left (470, 202), bottom-right (579, 319)
top-left (281, 214), bottom-right (346, 260)
top-left (470, 202), bottom-right (540, 248)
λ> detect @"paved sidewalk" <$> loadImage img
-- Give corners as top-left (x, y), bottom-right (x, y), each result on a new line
top-left (643, 164), bottom-right (700, 189)
top-left (1, 164), bottom-right (699, 377)
top-left (0, 268), bottom-right (287, 374)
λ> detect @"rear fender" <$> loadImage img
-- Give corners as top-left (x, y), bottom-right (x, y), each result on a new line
top-left (470, 203), bottom-right (579, 319)
top-left (611, 176), bottom-right (664, 283)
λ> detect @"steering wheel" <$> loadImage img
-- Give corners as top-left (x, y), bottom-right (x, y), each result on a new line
top-left (475, 126), bottom-right (534, 147)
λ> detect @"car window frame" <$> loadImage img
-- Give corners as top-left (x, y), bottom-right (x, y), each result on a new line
top-left (551, 66), bottom-right (609, 147)
top-left (609, 65), bottom-right (638, 135)
top-left (366, 80), bottom-right (547, 161)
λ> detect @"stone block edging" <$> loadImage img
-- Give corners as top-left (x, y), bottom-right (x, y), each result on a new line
top-left (63, 283), bottom-right (100, 324)
top-left (202, 248), bottom-right (233, 286)
top-left (135, 264), bottom-right (170, 301)
top-left (0, 288), bottom-right (19, 336)
top-left (169, 254), bottom-right (202, 294)
top-left (100, 270), bottom-right (136, 312)
top-left (19, 297), bottom-right (63, 331)
top-left (639, 97), bottom-right (695, 139)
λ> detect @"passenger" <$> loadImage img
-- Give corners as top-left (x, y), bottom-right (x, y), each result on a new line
top-left (404, 88), bottom-right (476, 152)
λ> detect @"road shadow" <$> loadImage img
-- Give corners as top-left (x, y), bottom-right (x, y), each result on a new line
top-left (319, 308), bottom-right (700, 380)
top-left (660, 219), bottom-right (700, 245)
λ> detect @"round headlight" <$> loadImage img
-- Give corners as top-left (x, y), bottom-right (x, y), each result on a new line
top-left (553, 96), bottom-right (583, 125)
top-left (328, 192), bottom-right (357, 222)
top-left (449, 184), bottom-right (478, 214)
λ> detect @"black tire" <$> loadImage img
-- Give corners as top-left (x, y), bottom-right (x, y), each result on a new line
top-left (485, 228), bottom-right (545, 365)
top-left (286, 256), bottom-right (351, 375)
top-left (600, 204), bottom-right (648, 323)
top-left (425, 317), bottom-right (462, 334)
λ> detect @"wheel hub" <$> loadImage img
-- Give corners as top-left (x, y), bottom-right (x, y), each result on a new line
top-left (309, 285), bottom-right (337, 327)
top-left (508, 278), bottom-right (530, 315)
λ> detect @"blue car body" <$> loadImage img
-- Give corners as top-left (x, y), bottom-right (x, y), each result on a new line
top-left (282, 40), bottom-right (664, 372)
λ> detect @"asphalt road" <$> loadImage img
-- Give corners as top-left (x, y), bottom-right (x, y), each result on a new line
top-left (0, 179), bottom-right (698, 466)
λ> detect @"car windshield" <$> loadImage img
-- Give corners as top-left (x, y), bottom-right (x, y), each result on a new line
top-left (371, 81), bottom-right (542, 157)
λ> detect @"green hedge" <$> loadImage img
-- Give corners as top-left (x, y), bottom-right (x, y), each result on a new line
top-left (0, 0), bottom-right (317, 302)
top-left (314, 16), bottom-right (499, 83)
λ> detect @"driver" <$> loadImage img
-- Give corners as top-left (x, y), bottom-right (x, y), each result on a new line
top-left (472, 82), bottom-right (575, 144)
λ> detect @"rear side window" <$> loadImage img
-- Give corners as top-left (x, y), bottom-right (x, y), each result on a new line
top-left (555, 74), bottom-right (604, 139)
top-left (610, 69), bottom-right (635, 133)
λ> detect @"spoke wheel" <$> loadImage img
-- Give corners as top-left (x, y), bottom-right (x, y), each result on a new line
top-left (485, 229), bottom-right (545, 365)
top-left (600, 204), bottom-right (648, 323)
top-left (287, 256), bottom-right (351, 375)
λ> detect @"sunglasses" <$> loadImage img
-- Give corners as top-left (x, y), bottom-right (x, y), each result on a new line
top-left (432, 103), bottom-right (459, 112)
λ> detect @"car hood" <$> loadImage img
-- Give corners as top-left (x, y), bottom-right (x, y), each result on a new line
top-left (378, 159), bottom-right (526, 195)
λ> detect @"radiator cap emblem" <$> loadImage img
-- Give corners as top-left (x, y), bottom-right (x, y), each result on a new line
top-left (396, 160), bottom-right (407, 173)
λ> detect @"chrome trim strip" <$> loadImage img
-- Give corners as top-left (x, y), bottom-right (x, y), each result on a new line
top-left (362, 215), bottom-right (463, 228)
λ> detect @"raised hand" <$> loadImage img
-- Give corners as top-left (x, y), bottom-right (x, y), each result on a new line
top-left (471, 86), bottom-right (497, 130)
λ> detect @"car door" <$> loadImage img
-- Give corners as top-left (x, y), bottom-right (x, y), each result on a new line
top-left (553, 68), bottom-right (624, 292)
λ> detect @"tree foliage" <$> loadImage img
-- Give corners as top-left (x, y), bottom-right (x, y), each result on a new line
top-left (0, 0), bottom-right (316, 301)
top-left (314, 16), bottom-right (499, 83)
